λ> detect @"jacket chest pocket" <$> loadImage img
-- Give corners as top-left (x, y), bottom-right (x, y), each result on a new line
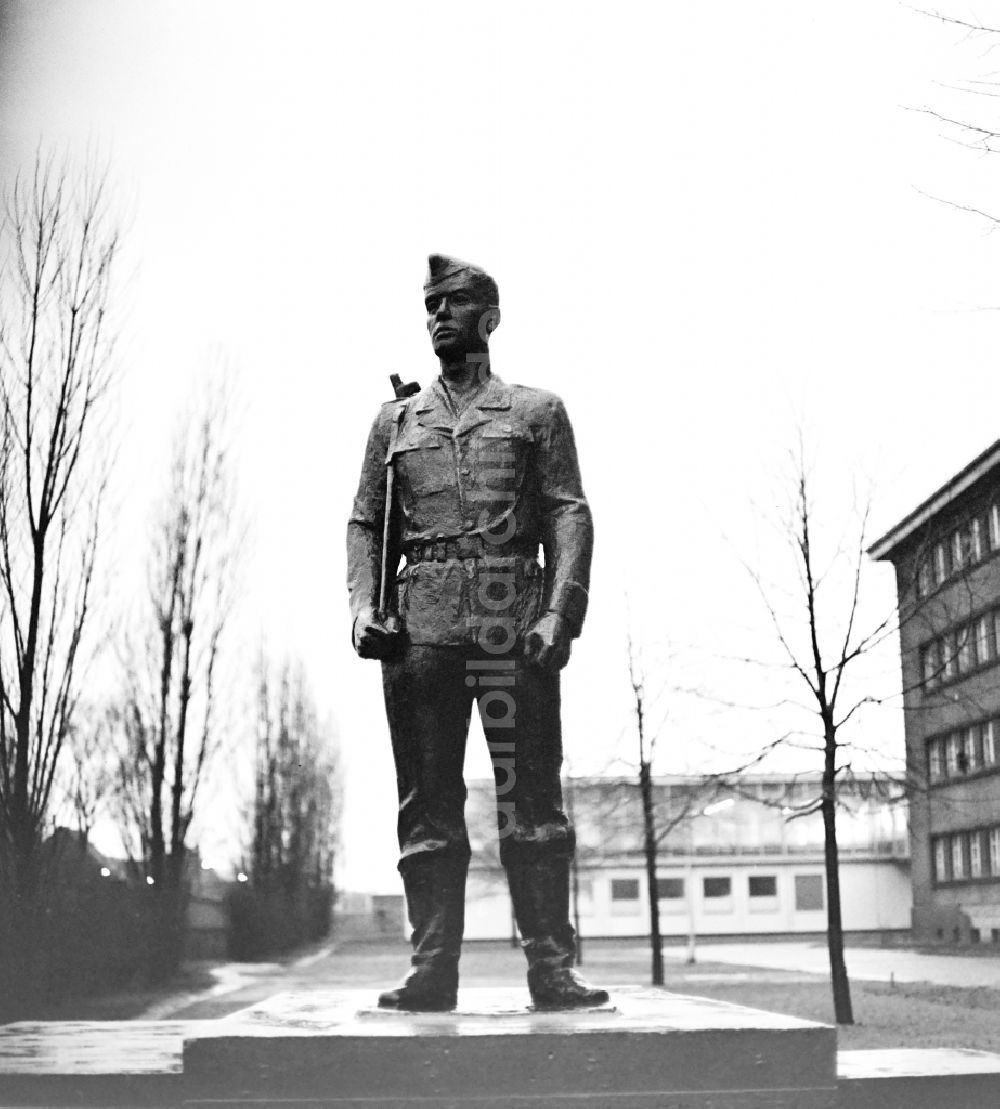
top-left (393, 434), bottom-right (454, 495)
top-left (471, 426), bottom-right (532, 493)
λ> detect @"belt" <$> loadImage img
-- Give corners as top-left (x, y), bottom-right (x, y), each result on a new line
top-left (405, 536), bottom-right (536, 562)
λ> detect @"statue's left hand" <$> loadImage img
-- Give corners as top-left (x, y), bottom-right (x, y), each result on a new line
top-left (523, 611), bottom-right (572, 672)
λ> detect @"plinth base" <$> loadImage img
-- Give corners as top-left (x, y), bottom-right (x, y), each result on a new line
top-left (183, 987), bottom-right (837, 1107)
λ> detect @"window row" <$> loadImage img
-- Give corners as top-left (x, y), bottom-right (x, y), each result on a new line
top-left (921, 609), bottom-right (1000, 690)
top-left (932, 827), bottom-right (1000, 885)
top-left (916, 505), bottom-right (1000, 597)
top-left (927, 720), bottom-right (999, 783)
top-left (609, 873), bottom-right (824, 911)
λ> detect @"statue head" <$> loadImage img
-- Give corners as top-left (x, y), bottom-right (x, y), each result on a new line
top-left (423, 254), bottom-right (501, 363)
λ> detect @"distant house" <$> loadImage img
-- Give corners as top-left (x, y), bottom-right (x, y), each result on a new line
top-left (39, 827), bottom-right (130, 885)
top-left (463, 774), bottom-right (910, 941)
top-left (870, 438), bottom-right (1000, 945)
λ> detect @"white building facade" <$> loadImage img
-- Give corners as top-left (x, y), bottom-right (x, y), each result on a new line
top-left (464, 774), bottom-right (911, 941)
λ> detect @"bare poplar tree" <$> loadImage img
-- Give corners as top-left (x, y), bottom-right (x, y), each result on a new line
top-left (239, 652), bottom-right (339, 955)
top-left (0, 153), bottom-right (118, 996)
top-left (112, 380), bottom-right (240, 978)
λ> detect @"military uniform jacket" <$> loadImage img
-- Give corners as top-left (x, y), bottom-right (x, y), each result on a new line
top-left (347, 373), bottom-right (593, 647)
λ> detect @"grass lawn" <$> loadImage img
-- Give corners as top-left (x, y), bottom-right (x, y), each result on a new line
top-left (667, 973), bottom-right (1000, 1052)
top-left (4, 961), bottom-right (221, 1022)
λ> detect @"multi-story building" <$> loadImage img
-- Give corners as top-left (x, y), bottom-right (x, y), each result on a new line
top-left (870, 438), bottom-right (1000, 944)
top-left (463, 773), bottom-right (910, 940)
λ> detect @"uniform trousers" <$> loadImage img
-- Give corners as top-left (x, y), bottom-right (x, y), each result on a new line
top-left (381, 643), bottom-right (575, 873)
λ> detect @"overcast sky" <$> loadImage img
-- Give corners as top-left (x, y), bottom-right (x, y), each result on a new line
top-left (3, 1), bottom-right (1000, 890)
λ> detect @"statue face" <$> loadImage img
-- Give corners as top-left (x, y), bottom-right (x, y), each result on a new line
top-left (424, 275), bottom-right (492, 359)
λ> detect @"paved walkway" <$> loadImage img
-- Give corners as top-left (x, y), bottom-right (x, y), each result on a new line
top-left (676, 941), bottom-right (1000, 988)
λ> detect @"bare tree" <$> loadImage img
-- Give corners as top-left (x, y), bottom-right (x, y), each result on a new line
top-left (909, 8), bottom-right (1000, 227)
top-left (112, 380), bottom-right (240, 977)
top-left (708, 412), bottom-right (1000, 1025)
top-left (0, 153), bottom-right (118, 997)
top-left (58, 703), bottom-right (115, 847)
top-left (238, 652), bottom-right (339, 955)
top-left (624, 627), bottom-right (709, 985)
top-left (727, 443), bottom-right (899, 1025)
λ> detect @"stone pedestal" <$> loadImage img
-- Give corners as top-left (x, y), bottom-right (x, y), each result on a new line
top-left (182, 987), bottom-right (837, 1108)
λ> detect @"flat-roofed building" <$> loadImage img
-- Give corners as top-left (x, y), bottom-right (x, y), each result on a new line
top-left (870, 437), bottom-right (1000, 944)
top-left (463, 773), bottom-right (910, 941)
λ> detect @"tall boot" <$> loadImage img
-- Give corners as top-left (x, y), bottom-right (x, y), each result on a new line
top-left (506, 856), bottom-right (610, 1010)
top-left (378, 853), bottom-right (467, 1011)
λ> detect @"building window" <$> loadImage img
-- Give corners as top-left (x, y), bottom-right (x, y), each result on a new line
top-left (928, 740), bottom-right (944, 782)
top-left (985, 722), bottom-right (997, 766)
top-left (703, 876), bottom-right (732, 898)
top-left (701, 875), bottom-right (732, 912)
top-left (971, 833), bottom-right (983, 878)
top-left (657, 877), bottom-right (684, 900)
top-left (991, 829), bottom-right (1000, 876)
top-left (794, 874), bottom-right (824, 911)
top-left (920, 517), bottom-right (995, 594)
top-left (947, 733), bottom-right (961, 777)
top-left (934, 542), bottom-right (947, 585)
top-left (952, 835), bottom-right (966, 880)
top-left (927, 607), bottom-right (1000, 693)
top-left (917, 559), bottom-right (932, 598)
top-left (935, 838), bottom-right (948, 883)
top-left (749, 875), bottom-right (777, 897)
top-left (958, 627), bottom-right (973, 673)
top-left (610, 877), bottom-right (640, 915)
top-left (952, 529), bottom-right (966, 572)
top-left (922, 642), bottom-right (940, 689)
top-left (965, 727), bottom-right (980, 774)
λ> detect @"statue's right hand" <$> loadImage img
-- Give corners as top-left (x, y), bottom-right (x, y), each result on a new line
top-left (353, 606), bottom-right (403, 660)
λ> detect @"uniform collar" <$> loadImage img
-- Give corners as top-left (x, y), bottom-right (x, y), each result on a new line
top-left (472, 372), bottom-right (512, 412)
top-left (414, 373), bottom-right (512, 435)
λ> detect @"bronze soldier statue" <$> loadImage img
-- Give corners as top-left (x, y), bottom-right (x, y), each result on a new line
top-left (347, 254), bottom-right (608, 1011)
